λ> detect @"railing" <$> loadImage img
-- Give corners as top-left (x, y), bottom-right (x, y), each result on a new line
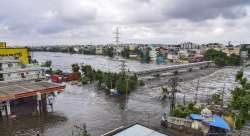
top-left (135, 61), bottom-right (212, 75)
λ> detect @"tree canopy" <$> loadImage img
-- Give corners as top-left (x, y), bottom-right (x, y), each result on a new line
top-left (204, 49), bottom-right (241, 66)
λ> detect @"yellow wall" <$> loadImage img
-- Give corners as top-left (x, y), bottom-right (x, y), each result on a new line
top-left (222, 47), bottom-right (240, 56)
top-left (0, 48), bottom-right (30, 64)
top-left (0, 42), bottom-right (7, 48)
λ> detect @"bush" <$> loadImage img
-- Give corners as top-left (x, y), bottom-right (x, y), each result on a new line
top-left (170, 103), bottom-right (201, 118)
top-left (80, 76), bottom-right (89, 85)
top-left (138, 80), bottom-right (145, 86)
top-left (72, 64), bottom-right (80, 72)
top-left (42, 60), bottom-right (52, 67)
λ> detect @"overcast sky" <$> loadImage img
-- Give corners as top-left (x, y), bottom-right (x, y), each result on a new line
top-left (1, 0), bottom-right (250, 46)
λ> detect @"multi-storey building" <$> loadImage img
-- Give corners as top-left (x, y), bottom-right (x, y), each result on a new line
top-left (0, 56), bottom-right (44, 82)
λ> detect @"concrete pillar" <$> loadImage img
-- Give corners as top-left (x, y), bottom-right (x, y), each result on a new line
top-left (41, 94), bottom-right (47, 113)
top-left (37, 92), bottom-right (42, 114)
top-left (47, 95), bottom-right (55, 112)
top-left (6, 101), bottom-right (11, 115)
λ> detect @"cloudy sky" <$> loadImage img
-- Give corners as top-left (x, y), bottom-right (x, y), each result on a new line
top-left (1, 0), bottom-right (250, 46)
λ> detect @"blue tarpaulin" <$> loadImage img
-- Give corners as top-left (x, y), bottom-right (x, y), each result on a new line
top-left (190, 114), bottom-right (230, 131)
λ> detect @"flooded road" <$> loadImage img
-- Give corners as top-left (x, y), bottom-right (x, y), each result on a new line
top-left (0, 52), bottom-right (247, 136)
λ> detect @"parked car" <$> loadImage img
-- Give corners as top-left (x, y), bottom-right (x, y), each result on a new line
top-left (51, 74), bottom-right (63, 83)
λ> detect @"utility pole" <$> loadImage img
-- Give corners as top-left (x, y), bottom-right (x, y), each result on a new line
top-left (221, 82), bottom-right (225, 107)
top-left (169, 76), bottom-right (179, 112)
top-left (125, 78), bottom-right (129, 107)
top-left (195, 80), bottom-right (199, 104)
top-left (183, 93), bottom-right (186, 105)
top-left (119, 59), bottom-right (129, 107)
top-left (120, 59), bottom-right (126, 76)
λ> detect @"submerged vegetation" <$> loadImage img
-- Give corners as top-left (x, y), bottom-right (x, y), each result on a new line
top-left (79, 64), bottom-right (139, 94)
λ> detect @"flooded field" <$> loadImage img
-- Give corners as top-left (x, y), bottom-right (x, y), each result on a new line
top-left (0, 52), bottom-right (247, 136)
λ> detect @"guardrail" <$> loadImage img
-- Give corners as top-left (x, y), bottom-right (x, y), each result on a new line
top-left (135, 61), bottom-right (212, 75)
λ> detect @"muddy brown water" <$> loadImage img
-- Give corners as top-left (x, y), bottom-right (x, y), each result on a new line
top-left (0, 52), bottom-right (244, 136)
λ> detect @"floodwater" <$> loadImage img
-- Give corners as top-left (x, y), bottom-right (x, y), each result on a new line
top-left (31, 52), bottom-right (171, 73)
top-left (0, 52), bottom-right (247, 136)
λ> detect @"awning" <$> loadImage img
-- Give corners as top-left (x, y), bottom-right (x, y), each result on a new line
top-left (190, 114), bottom-right (230, 131)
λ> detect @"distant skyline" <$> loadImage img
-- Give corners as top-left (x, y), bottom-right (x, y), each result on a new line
top-left (1, 0), bottom-right (250, 46)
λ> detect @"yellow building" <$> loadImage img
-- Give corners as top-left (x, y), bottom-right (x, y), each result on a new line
top-left (222, 47), bottom-right (240, 56)
top-left (0, 42), bottom-right (7, 48)
top-left (0, 43), bottom-right (30, 64)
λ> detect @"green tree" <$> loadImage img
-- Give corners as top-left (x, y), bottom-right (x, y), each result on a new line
top-left (95, 70), bottom-right (104, 87)
top-left (204, 49), bottom-right (241, 66)
top-left (121, 47), bottom-right (130, 58)
top-left (230, 69), bottom-right (250, 129)
top-left (115, 77), bottom-right (127, 93)
top-left (72, 64), bottom-right (80, 73)
top-left (211, 93), bottom-right (222, 105)
top-left (81, 65), bottom-right (95, 82)
top-left (107, 47), bottom-right (114, 57)
top-left (236, 69), bottom-right (244, 81)
top-left (42, 60), bottom-right (52, 67)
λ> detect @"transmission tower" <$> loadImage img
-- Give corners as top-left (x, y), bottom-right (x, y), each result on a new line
top-left (169, 76), bottom-right (179, 112)
top-left (114, 27), bottom-right (120, 46)
top-left (120, 59), bottom-right (126, 75)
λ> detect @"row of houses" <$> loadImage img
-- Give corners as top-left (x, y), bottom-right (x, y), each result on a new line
top-left (30, 42), bottom-right (247, 64)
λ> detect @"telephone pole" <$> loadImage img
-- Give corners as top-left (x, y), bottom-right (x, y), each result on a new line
top-left (195, 80), bottom-right (199, 104)
top-left (221, 82), bottom-right (225, 107)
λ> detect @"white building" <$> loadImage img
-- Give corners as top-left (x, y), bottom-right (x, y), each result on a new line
top-left (0, 56), bottom-right (44, 82)
top-left (95, 46), bottom-right (103, 55)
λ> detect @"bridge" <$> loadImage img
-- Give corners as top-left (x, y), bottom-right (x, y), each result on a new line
top-left (134, 61), bottom-right (213, 77)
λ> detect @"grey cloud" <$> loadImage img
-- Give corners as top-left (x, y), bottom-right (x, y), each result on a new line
top-left (166, 0), bottom-right (250, 21)
top-left (0, 0), bottom-right (250, 45)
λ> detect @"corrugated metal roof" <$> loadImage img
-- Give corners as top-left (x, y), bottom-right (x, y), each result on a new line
top-left (113, 124), bottom-right (167, 136)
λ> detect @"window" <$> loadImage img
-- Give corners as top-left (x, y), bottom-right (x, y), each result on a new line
top-left (21, 73), bottom-right (25, 78)
top-left (8, 63), bottom-right (13, 68)
top-left (0, 74), bottom-right (3, 81)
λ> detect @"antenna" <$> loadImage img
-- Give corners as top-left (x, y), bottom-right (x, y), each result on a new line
top-left (114, 27), bottom-right (120, 46)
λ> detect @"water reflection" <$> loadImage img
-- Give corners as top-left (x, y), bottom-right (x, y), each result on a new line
top-left (0, 113), bottom-right (67, 136)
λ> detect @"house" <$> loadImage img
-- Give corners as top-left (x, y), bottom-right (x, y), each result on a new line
top-left (0, 56), bottom-right (45, 82)
top-left (222, 47), bottom-right (240, 56)
top-left (0, 44), bottom-right (44, 82)
top-left (149, 45), bottom-right (158, 62)
top-left (102, 123), bottom-right (168, 136)
top-left (95, 45), bottom-right (103, 55)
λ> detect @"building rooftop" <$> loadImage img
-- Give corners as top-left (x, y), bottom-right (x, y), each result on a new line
top-left (0, 59), bottom-right (20, 64)
top-left (0, 66), bottom-right (44, 74)
top-left (0, 81), bottom-right (65, 101)
top-left (103, 124), bottom-right (168, 136)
